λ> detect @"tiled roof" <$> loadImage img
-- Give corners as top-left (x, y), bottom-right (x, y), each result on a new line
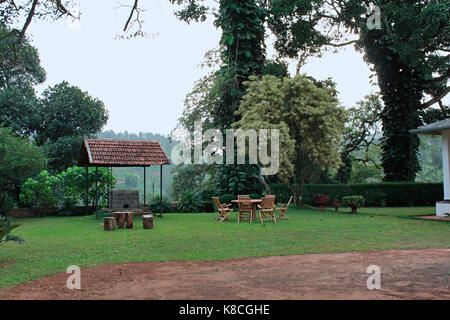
top-left (78, 139), bottom-right (171, 167)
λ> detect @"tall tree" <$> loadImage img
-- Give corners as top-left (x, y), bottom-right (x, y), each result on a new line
top-left (0, 23), bottom-right (45, 136)
top-left (235, 75), bottom-right (346, 205)
top-left (267, 0), bottom-right (449, 181)
top-left (34, 81), bottom-right (109, 172)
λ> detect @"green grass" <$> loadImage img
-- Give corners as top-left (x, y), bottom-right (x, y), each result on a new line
top-left (0, 207), bottom-right (448, 289)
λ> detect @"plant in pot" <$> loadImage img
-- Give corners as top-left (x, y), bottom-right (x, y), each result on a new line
top-left (313, 194), bottom-right (329, 210)
top-left (342, 196), bottom-right (365, 213)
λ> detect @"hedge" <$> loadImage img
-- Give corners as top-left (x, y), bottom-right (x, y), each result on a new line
top-left (270, 183), bottom-right (443, 207)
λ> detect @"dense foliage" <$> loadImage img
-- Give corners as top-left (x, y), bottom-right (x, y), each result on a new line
top-left (271, 182), bottom-right (443, 207)
top-left (0, 127), bottom-right (46, 200)
top-left (235, 74), bottom-right (346, 205)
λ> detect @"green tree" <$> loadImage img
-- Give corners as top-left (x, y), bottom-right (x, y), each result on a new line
top-left (0, 24), bottom-right (45, 136)
top-left (234, 75), bottom-right (346, 206)
top-left (0, 127), bottom-right (46, 200)
top-left (267, 0), bottom-right (449, 182)
top-left (59, 167), bottom-right (117, 208)
top-left (337, 94), bottom-right (383, 183)
top-left (35, 81), bottom-right (109, 172)
top-left (19, 170), bottom-right (59, 208)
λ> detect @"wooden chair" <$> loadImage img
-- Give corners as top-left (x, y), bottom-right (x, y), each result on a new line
top-left (276, 196), bottom-right (293, 220)
top-left (212, 197), bottom-right (233, 223)
top-left (237, 195), bottom-right (251, 200)
top-left (238, 199), bottom-right (253, 223)
top-left (258, 195), bottom-right (276, 223)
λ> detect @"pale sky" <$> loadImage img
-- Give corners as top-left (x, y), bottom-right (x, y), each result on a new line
top-left (28, 0), bottom-right (380, 136)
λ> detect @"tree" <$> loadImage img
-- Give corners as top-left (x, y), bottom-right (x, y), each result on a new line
top-left (336, 94), bottom-right (383, 184)
top-left (234, 75), bottom-right (346, 206)
top-left (0, 23), bottom-right (45, 136)
top-left (266, 0), bottom-right (449, 182)
top-left (34, 81), bottom-right (109, 172)
top-left (0, 1), bottom-right (144, 46)
top-left (0, 127), bottom-right (46, 200)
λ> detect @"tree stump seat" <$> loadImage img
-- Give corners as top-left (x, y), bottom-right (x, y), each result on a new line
top-left (142, 214), bottom-right (154, 229)
top-left (104, 217), bottom-right (116, 231)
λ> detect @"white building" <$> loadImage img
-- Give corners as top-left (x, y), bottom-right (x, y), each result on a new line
top-left (411, 118), bottom-right (450, 217)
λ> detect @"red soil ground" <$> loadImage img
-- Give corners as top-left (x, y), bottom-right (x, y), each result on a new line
top-left (1, 249), bottom-right (449, 300)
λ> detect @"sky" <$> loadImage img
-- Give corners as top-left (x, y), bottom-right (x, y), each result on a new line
top-left (27, 0), bottom-right (380, 136)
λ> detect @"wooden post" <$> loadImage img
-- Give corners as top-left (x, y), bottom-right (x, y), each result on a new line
top-left (110, 167), bottom-right (114, 209)
top-left (104, 217), bottom-right (115, 231)
top-left (143, 214), bottom-right (154, 229)
top-left (85, 166), bottom-right (89, 215)
top-left (160, 165), bottom-right (163, 218)
top-left (95, 166), bottom-right (99, 219)
top-left (144, 167), bottom-right (146, 207)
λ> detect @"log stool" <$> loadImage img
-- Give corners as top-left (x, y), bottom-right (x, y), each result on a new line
top-left (143, 214), bottom-right (154, 229)
top-left (104, 217), bottom-right (116, 231)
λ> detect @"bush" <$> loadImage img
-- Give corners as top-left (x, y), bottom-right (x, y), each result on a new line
top-left (149, 196), bottom-right (172, 213)
top-left (249, 194), bottom-right (261, 199)
top-left (342, 196), bottom-right (366, 208)
top-left (219, 194), bottom-right (236, 205)
top-left (19, 170), bottom-right (59, 208)
top-left (177, 191), bottom-right (205, 213)
top-left (271, 182), bottom-right (443, 207)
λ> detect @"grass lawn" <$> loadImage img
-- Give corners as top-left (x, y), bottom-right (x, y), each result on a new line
top-left (0, 207), bottom-right (449, 289)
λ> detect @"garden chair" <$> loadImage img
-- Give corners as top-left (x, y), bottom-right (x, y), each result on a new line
top-left (258, 195), bottom-right (276, 224)
top-left (238, 199), bottom-right (253, 223)
top-left (237, 195), bottom-right (251, 200)
top-left (212, 197), bottom-right (233, 223)
top-left (276, 196), bottom-right (293, 220)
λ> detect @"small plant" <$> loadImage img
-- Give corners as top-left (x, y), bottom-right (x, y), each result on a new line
top-left (342, 196), bottom-right (366, 213)
top-left (149, 196), bottom-right (172, 213)
top-left (177, 191), bottom-right (205, 213)
top-left (313, 193), bottom-right (329, 210)
top-left (0, 215), bottom-right (25, 244)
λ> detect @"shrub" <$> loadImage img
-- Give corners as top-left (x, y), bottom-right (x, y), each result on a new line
top-left (249, 194), bottom-right (261, 199)
top-left (177, 191), bottom-right (205, 213)
top-left (219, 194), bottom-right (236, 205)
top-left (19, 171), bottom-right (59, 208)
top-left (149, 196), bottom-right (172, 213)
top-left (271, 182), bottom-right (443, 207)
top-left (342, 196), bottom-right (366, 208)
top-left (0, 215), bottom-right (24, 244)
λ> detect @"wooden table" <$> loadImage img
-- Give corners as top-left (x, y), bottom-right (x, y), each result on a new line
top-left (232, 199), bottom-right (262, 220)
top-left (105, 212), bottom-right (152, 229)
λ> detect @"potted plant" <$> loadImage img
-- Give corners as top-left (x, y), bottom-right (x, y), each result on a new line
top-left (342, 196), bottom-right (366, 213)
top-left (313, 194), bottom-right (329, 210)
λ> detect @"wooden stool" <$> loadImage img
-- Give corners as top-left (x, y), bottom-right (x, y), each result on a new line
top-left (143, 214), bottom-right (154, 229)
top-left (104, 217), bottom-right (116, 231)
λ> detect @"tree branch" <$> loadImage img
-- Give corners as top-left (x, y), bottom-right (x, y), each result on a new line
top-left (422, 86), bottom-right (450, 109)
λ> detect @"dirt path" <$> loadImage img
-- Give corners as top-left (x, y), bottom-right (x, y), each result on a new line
top-left (1, 249), bottom-right (449, 300)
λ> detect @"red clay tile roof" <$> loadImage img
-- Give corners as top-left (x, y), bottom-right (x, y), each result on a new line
top-left (78, 139), bottom-right (171, 167)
